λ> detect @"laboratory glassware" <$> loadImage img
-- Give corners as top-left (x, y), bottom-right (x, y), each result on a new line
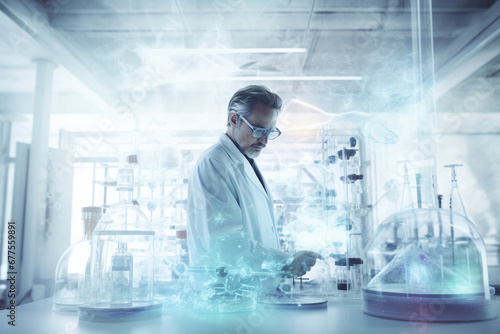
top-left (53, 206), bottom-right (101, 311)
top-left (363, 208), bottom-right (496, 322)
top-left (280, 259), bottom-right (334, 298)
top-left (335, 257), bottom-right (363, 299)
top-left (175, 229), bottom-right (189, 266)
top-left (110, 241), bottom-right (134, 306)
top-left (80, 168), bottom-right (160, 321)
top-left (444, 164), bottom-right (467, 218)
top-left (398, 160), bottom-right (414, 211)
top-left (334, 145), bottom-right (365, 301)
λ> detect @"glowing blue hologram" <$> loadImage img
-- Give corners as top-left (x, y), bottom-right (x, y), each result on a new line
top-left (174, 262), bottom-right (188, 276)
top-left (159, 240), bottom-right (338, 313)
top-left (189, 269), bottom-right (260, 313)
top-left (282, 207), bottom-right (347, 256)
top-left (158, 258), bottom-right (302, 313)
top-left (239, 265), bottom-right (253, 280)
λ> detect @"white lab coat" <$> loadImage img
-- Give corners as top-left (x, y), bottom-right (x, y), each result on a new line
top-left (187, 134), bottom-right (287, 271)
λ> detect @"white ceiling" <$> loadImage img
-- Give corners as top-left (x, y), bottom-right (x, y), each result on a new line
top-left (0, 0), bottom-right (499, 118)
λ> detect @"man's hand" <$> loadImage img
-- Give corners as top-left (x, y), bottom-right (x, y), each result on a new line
top-left (281, 251), bottom-right (323, 277)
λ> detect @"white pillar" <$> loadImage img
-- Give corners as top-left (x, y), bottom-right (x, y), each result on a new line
top-left (0, 122), bottom-right (11, 251)
top-left (21, 59), bottom-right (57, 300)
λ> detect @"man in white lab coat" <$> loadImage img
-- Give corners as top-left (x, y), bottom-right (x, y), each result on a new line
top-left (187, 85), bottom-right (321, 288)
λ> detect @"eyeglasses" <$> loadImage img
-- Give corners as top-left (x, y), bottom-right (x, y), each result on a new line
top-left (239, 115), bottom-right (281, 140)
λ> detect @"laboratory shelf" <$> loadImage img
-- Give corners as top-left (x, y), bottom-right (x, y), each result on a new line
top-left (1, 297), bottom-right (498, 334)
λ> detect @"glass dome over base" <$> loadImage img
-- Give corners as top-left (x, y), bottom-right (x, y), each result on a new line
top-left (259, 295), bottom-right (328, 310)
top-left (81, 169), bottom-right (157, 320)
top-left (363, 288), bottom-right (496, 322)
top-left (363, 208), bottom-right (497, 322)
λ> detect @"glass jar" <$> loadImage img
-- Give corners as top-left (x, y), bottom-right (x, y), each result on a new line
top-left (175, 229), bottom-right (189, 266)
top-left (334, 257), bottom-right (363, 299)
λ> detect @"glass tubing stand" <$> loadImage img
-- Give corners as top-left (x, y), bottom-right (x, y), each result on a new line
top-left (338, 145), bottom-right (364, 299)
top-left (322, 128), bottom-right (365, 300)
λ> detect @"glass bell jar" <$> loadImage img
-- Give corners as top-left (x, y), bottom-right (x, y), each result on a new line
top-left (280, 259), bottom-right (333, 298)
top-left (363, 208), bottom-right (496, 322)
top-left (53, 206), bottom-right (101, 311)
top-left (79, 168), bottom-right (160, 321)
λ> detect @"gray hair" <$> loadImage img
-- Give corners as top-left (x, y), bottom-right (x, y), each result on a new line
top-left (226, 85), bottom-right (282, 126)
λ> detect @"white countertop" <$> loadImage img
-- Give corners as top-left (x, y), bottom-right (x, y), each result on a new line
top-left (1, 297), bottom-right (499, 334)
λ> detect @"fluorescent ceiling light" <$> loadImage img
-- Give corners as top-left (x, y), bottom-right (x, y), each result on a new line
top-left (212, 76), bottom-right (363, 81)
top-left (150, 48), bottom-right (308, 55)
top-left (156, 75), bottom-right (362, 86)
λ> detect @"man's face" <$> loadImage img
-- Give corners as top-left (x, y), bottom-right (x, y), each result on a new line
top-left (232, 102), bottom-right (278, 159)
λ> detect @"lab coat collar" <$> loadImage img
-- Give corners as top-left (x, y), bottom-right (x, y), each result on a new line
top-left (218, 133), bottom-right (269, 198)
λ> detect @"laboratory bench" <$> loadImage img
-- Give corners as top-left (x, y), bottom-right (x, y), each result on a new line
top-left (1, 297), bottom-right (499, 334)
